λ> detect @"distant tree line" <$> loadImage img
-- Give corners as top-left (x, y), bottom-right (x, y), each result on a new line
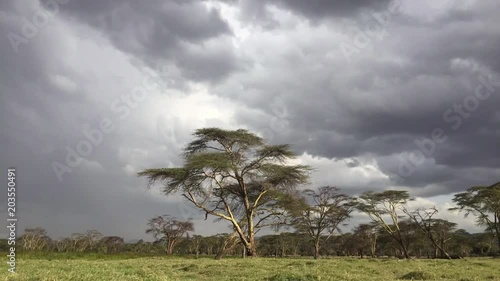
top-left (2, 181), bottom-right (498, 259)
top-left (0, 228), bottom-right (126, 254)
top-left (1, 220), bottom-right (498, 259)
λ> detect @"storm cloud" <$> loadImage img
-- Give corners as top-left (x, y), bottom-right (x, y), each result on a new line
top-left (1, 0), bottom-right (498, 239)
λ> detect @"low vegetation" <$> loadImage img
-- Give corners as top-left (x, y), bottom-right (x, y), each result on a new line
top-left (1, 254), bottom-right (499, 281)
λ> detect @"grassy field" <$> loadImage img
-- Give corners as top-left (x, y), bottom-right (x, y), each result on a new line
top-left (1, 253), bottom-right (499, 281)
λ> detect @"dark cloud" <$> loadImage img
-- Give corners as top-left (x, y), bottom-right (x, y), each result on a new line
top-left (232, 0), bottom-right (391, 23)
top-left (218, 0), bottom-right (500, 193)
top-left (270, 0), bottom-right (392, 20)
top-left (59, 0), bottom-right (240, 82)
top-left (0, 0), bottom-right (208, 239)
top-left (1, 0), bottom-right (499, 239)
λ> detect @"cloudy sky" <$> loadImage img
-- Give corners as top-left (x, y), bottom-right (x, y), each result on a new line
top-left (1, 0), bottom-right (499, 240)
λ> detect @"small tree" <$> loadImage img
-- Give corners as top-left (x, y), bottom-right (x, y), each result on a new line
top-left (285, 186), bottom-right (355, 259)
top-left (146, 215), bottom-right (194, 255)
top-left (450, 182), bottom-right (500, 254)
top-left (19, 227), bottom-right (50, 251)
top-left (352, 223), bottom-right (379, 258)
top-left (450, 229), bottom-right (473, 257)
top-left (68, 230), bottom-right (103, 252)
top-left (139, 128), bottom-right (310, 256)
top-left (99, 236), bottom-right (125, 254)
top-left (214, 231), bottom-right (241, 259)
top-left (356, 190), bottom-right (413, 259)
top-left (190, 235), bottom-right (203, 258)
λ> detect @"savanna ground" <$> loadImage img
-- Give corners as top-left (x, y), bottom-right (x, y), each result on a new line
top-left (1, 253), bottom-right (499, 281)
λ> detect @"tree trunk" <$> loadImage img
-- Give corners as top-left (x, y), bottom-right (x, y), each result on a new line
top-left (245, 237), bottom-right (257, 257)
top-left (165, 238), bottom-right (176, 255)
top-left (371, 239), bottom-right (377, 258)
top-left (390, 231), bottom-right (409, 259)
top-left (313, 240), bottom-right (320, 259)
top-left (495, 216), bottom-right (500, 255)
top-left (398, 240), bottom-right (410, 259)
top-left (436, 239), bottom-right (452, 259)
top-left (165, 247), bottom-right (173, 255)
top-left (244, 213), bottom-right (257, 257)
top-left (402, 247), bottom-right (409, 259)
top-left (496, 226), bottom-right (500, 255)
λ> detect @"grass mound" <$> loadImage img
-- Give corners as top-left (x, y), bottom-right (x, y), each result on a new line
top-left (178, 264), bottom-right (199, 272)
top-left (399, 271), bottom-right (432, 280)
top-left (267, 273), bottom-right (319, 281)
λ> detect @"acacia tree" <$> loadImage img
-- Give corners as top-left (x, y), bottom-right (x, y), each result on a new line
top-left (451, 182), bottom-right (500, 254)
top-left (356, 190), bottom-right (413, 259)
top-left (139, 128), bottom-right (310, 257)
top-left (189, 235), bottom-right (203, 258)
top-left (19, 227), bottom-right (51, 251)
top-left (215, 231), bottom-right (241, 259)
top-left (285, 186), bottom-right (355, 259)
top-left (352, 223), bottom-right (379, 258)
top-left (146, 215), bottom-right (194, 255)
top-left (98, 236), bottom-right (125, 254)
top-left (404, 207), bottom-right (455, 259)
top-left (71, 230), bottom-right (103, 252)
top-left (55, 237), bottom-right (73, 252)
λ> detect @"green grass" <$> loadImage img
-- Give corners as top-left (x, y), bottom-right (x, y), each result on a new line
top-left (1, 253), bottom-right (499, 281)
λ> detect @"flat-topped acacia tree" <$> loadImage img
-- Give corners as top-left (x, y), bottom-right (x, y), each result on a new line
top-left (138, 128), bottom-right (311, 257)
top-left (146, 215), bottom-right (194, 255)
top-left (451, 182), bottom-right (500, 254)
top-left (356, 190), bottom-right (413, 259)
top-left (283, 186), bottom-right (355, 259)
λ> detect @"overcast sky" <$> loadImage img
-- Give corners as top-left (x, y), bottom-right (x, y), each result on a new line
top-left (1, 0), bottom-right (499, 240)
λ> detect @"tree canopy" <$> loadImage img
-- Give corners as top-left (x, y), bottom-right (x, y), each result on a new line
top-left (451, 182), bottom-right (500, 253)
top-left (356, 190), bottom-right (413, 258)
top-left (139, 128), bottom-right (311, 256)
top-left (146, 215), bottom-right (194, 255)
top-left (283, 186), bottom-right (355, 259)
